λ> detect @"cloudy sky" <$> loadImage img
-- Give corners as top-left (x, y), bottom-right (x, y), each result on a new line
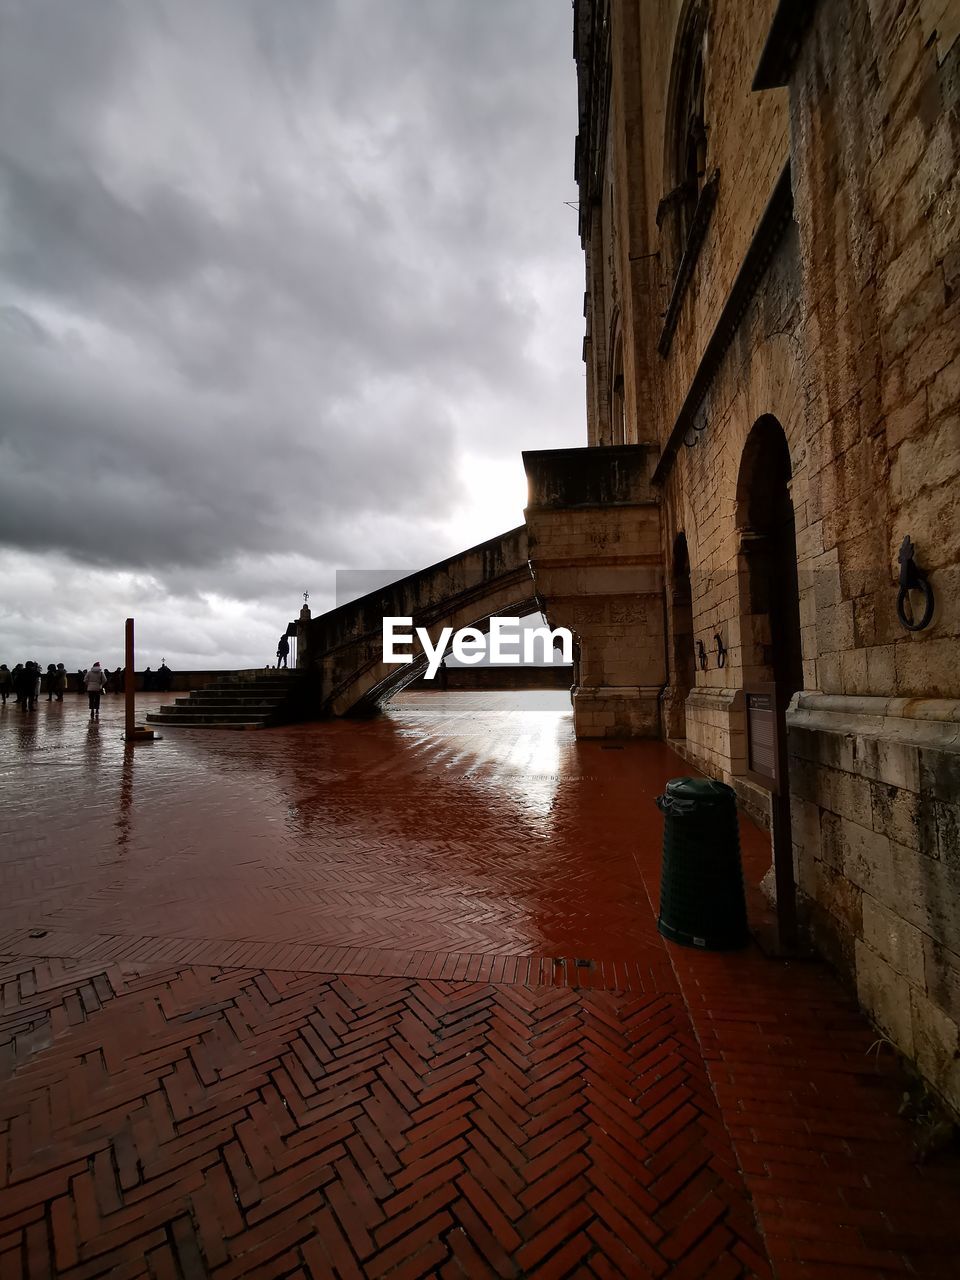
top-left (0, 0), bottom-right (584, 670)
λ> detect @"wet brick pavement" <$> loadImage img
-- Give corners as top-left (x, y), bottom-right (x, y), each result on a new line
top-left (1, 690), bottom-right (958, 1277)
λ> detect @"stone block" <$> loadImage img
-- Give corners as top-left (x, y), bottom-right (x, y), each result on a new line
top-left (818, 860), bottom-right (864, 939)
top-left (924, 935), bottom-right (960, 1025)
top-left (870, 779), bottom-right (922, 849)
top-left (855, 940), bottom-right (915, 1055)
top-left (826, 766), bottom-right (874, 827)
top-left (839, 648), bottom-right (870, 695)
top-left (885, 387), bottom-right (928, 449)
top-left (919, 745), bottom-right (960, 803)
top-left (877, 739), bottom-right (922, 792)
top-left (889, 838), bottom-right (960, 955)
top-left (910, 988), bottom-right (960, 1116)
top-left (929, 358), bottom-right (960, 420)
top-left (791, 793), bottom-right (822, 862)
top-left (841, 817), bottom-right (892, 897)
top-left (895, 638), bottom-right (960, 700)
top-left (861, 893), bottom-right (925, 984)
top-left (895, 415), bottom-right (960, 503)
top-left (933, 798), bottom-right (960, 867)
top-left (820, 809), bottom-right (844, 870)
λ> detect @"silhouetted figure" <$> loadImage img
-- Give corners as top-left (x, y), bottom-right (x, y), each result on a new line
top-left (117, 667), bottom-right (125, 693)
top-left (16, 662), bottom-right (37, 711)
top-left (157, 661), bottom-right (172, 692)
top-left (0, 664), bottom-right (10, 705)
top-left (277, 634), bottom-right (290, 669)
top-left (143, 666), bottom-right (154, 691)
top-left (76, 669), bottom-right (85, 695)
top-left (114, 666), bottom-right (123, 693)
top-left (54, 664), bottom-right (67, 701)
top-left (46, 663), bottom-right (57, 701)
top-left (85, 661), bottom-right (107, 720)
top-left (11, 663), bottom-right (24, 703)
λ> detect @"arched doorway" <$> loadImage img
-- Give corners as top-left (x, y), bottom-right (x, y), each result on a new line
top-left (664, 531), bottom-right (696, 739)
top-left (736, 415), bottom-right (802, 947)
top-left (736, 416), bottom-right (802, 701)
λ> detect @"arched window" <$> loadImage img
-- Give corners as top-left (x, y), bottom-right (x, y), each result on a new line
top-left (674, 13), bottom-right (707, 251)
top-left (658, 2), bottom-right (709, 279)
top-left (610, 331), bottom-right (625, 444)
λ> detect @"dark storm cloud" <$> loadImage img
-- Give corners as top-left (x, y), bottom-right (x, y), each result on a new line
top-left (0, 0), bottom-right (583, 665)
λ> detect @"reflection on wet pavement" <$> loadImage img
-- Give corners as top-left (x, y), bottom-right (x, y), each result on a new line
top-left (0, 690), bottom-right (689, 976)
top-left (2, 690), bottom-right (959, 1279)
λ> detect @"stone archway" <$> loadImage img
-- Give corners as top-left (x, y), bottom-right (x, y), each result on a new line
top-left (736, 415), bottom-right (803, 700)
top-left (662, 531), bottom-right (696, 740)
top-left (736, 414), bottom-right (802, 946)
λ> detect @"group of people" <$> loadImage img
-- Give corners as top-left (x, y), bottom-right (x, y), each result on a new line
top-left (143, 663), bottom-right (173, 692)
top-left (0, 661), bottom-right (69, 710)
top-left (0, 660), bottom-right (175, 717)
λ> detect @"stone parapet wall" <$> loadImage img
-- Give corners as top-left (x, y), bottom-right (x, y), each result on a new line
top-left (789, 693), bottom-right (960, 1116)
top-left (573, 686), bottom-right (661, 737)
top-left (683, 688), bottom-right (745, 778)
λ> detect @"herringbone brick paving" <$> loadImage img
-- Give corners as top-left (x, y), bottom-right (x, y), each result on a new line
top-left (1, 692), bottom-right (958, 1277)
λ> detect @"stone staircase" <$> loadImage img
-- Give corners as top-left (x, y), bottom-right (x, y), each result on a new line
top-left (145, 670), bottom-right (310, 730)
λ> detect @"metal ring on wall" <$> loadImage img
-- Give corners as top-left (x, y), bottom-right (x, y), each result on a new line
top-left (896, 580), bottom-right (934, 632)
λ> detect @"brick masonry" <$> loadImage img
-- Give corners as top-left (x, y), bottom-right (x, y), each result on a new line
top-left (2, 693), bottom-right (960, 1276)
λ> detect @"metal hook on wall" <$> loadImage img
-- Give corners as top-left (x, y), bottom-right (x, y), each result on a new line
top-left (896, 535), bottom-right (934, 631)
top-left (696, 639), bottom-right (708, 671)
top-left (714, 633), bottom-right (726, 668)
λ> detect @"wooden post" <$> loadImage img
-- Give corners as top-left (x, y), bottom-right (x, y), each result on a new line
top-left (125, 618), bottom-right (135, 741)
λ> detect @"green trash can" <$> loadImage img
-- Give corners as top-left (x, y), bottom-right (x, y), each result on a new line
top-left (655, 777), bottom-right (749, 950)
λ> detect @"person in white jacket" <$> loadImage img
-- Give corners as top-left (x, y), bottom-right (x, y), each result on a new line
top-left (84, 661), bottom-right (107, 720)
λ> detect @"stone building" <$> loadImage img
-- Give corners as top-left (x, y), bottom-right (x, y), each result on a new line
top-left (565, 0), bottom-right (960, 1116)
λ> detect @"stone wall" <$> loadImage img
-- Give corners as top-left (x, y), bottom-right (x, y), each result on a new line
top-left (406, 666), bottom-right (572, 693)
top-left (574, 0), bottom-right (960, 1115)
top-left (784, 0), bottom-right (960, 1116)
top-left (523, 445), bottom-right (665, 738)
top-left (791, 0), bottom-right (960, 705)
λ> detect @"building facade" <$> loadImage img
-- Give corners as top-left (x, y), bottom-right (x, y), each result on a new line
top-left (569, 0), bottom-right (960, 1114)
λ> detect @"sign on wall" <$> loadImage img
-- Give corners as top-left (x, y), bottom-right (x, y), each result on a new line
top-left (744, 683), bottom-right (779, 792)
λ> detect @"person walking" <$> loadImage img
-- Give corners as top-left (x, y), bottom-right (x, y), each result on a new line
top-left (0, 664), bottom-right (10, 705)
top-left (276, 633), bottom-right (290, 669)
top-left (84, 661), bottom-right (107, 720)
top-left (55, 663), bottom-right (68, 701)
top-left (46, 663), bottom-right (57, 701)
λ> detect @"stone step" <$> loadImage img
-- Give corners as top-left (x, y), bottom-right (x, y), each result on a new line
top-left (156, 705), bottom-right (280, 719)
top-left (182, 682), bottom-right (304, 697)
top-left (214, 676), bottom-right (305, 687)
top-left (145, 713), bottom-right (265, 729)
top-left (174, 695), bottom-right (288, 708)
top-left (150, 671), bottom-right (310, 729)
